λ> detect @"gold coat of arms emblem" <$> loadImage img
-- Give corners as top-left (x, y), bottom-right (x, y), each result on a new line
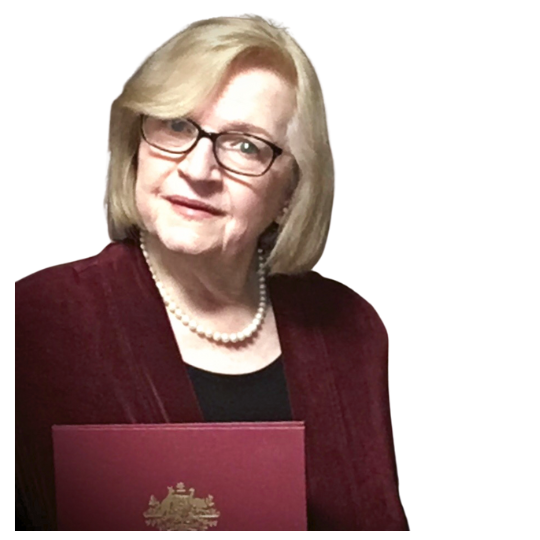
top-left (143, 482), bottom-right (220, 531)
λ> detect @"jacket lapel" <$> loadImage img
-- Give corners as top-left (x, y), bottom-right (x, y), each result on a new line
top-left (99, 241), bottom-right (204, 424)
top-left (269, 274), bottom-right (360, 528)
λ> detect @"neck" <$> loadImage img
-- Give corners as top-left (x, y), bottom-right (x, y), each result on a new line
top-left (140, 232), bottom-right (267, 343)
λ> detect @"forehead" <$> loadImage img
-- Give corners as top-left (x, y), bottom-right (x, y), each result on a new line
top-left (192, 67), bottom-right (296, 141)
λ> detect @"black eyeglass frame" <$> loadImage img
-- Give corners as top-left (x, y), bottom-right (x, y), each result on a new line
top-left (140, 116), bottom-right (284, 177)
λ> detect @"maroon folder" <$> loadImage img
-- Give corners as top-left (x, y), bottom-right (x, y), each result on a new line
top-left (53, 422), bottom-right (306, 531)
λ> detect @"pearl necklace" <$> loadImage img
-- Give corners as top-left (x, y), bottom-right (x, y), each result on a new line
top-left (139, 235), bottom-right (268, 344)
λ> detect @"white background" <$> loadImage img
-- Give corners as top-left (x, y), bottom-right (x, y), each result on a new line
top-left (7, 0), bottom-right (540, 535)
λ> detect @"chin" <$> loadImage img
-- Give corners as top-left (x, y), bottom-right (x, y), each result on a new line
top-left (153, 225), bottom-right (216, 256)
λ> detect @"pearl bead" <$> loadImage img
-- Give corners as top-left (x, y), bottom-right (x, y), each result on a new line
top-left (230, 334), bottom-right (238, 343)
top-left (213, 332), bottom-right (221, 342)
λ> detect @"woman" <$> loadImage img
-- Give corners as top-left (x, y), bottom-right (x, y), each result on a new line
top-left (16, 15), bottom-right (408, 530)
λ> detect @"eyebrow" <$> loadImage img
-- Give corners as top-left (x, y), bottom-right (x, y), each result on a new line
top-left (219, 121), bottom-right (276, 142)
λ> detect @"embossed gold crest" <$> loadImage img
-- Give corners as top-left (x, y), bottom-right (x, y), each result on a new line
top-left (143, 482), bottom-right (220, 531)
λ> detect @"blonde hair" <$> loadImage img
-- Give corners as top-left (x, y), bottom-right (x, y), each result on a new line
top-left (106, 15), bottom-right (334, 274)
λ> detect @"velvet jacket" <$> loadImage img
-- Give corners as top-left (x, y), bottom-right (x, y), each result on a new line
top-left (15, 241), bottom-right (409, 531)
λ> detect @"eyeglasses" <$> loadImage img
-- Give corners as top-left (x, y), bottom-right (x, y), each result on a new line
top-left (141, 116), bottom-right (284, 177)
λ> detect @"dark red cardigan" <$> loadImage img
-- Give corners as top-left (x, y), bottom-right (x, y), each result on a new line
top-left (15, 241), bottom-right (409, 530)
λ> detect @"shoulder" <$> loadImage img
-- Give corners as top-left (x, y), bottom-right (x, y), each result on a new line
top-left (16, 241), bottom-right (142, 374)
top-left (269, 270), bottom-right (387, 339)
top-left (16, 241), bottom-right (138, 303)
top-left (16, 241), bottom-right (140, 336)
top-left (270, 270), bottom-right (381, 315)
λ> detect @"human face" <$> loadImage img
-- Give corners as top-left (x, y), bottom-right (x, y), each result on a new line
top-left (135, 67), bottom-right (295, 260)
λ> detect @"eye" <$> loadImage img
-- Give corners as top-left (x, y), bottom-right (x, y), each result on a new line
top-left (169, 119), bottom-right (191, 133)
top-left (238, 140), bottom-right (259, 155)
top-left (218, 133), bottom-right (270, 164)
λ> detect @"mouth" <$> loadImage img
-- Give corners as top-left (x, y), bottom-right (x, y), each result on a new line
top-left (165, 195), bottom-right (223, 217)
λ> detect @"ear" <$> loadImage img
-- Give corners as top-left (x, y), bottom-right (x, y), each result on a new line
top-left (274, 160), bottom-right (298, 225)
top-left (274, 203), bottom-right (290, 226)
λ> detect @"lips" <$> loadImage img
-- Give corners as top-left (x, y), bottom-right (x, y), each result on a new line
top-left (165, 195), bottom-right (223, 216)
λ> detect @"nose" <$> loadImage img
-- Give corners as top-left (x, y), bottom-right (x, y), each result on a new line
top-left (178, 136), bottom-right (221, 182)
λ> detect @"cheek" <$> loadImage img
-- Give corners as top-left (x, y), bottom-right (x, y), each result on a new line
top-left (232, 171), bottom-right (291, 228)
top-left (261, 164), bottom-right (294, 217)
top-left (134, 153), bottom-right (164, 230)
top-left (135, 147), bottom-right (170, 206)
top-left (136, 149), bottom-right (157, 192)
top-left (134, 166), bottom-right (152, 217)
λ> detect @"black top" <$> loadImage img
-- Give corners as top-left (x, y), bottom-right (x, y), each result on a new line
top-left (185, 356), bottom-right (293, 422)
